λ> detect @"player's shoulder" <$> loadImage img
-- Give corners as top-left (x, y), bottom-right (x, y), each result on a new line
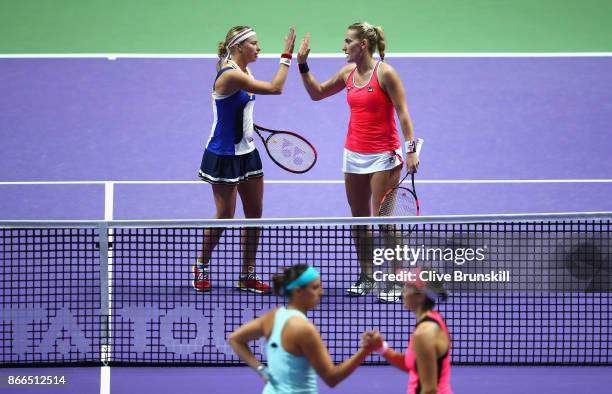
top-left (285, 313), bottom-right (316, 333)
top-left (259, 307), bottom-right (280, 324)
top-left (217, 67), bottom-right (245, 79)
top-left (377, 61), bottom-right (402, 90)
top-left (286, 317), bottom-right (319, 348)
top-left (377, 61), bottom-right (398, 77)
top-left (414, 321), bottom-right (439, 338)
top-left (338, 63), bottom-right (356, 80)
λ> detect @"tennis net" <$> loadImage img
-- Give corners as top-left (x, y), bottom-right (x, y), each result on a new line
top-left (1, 213), bottom-right (611, 366)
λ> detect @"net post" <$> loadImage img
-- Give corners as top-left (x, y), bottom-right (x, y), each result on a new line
top-left (98, 221), bottom-right (111, 366)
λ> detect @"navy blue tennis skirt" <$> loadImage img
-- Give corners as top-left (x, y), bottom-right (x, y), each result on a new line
top-left (198, 149), bottom-right (263, 185)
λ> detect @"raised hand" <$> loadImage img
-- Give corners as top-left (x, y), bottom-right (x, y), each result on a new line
top-left (297, 33), bottom-right (311, 64)
top-left (284, 26), bottom-right (296, 54)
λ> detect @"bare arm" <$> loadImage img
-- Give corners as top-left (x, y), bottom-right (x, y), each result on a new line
top-left (381, 347), bottom-right (409, 372)
top-left (363, 330), bottom-right (408, 372)
top-left (412, 325), bottom-right (440, 394)
top-left (228, 309), bottom-right (274, 370)
top-left (221, 68), bottom-right (288, 95)
top-left (297, 33), bottom-right (350, 101)
top-left (380, 63), bottom-right (419, 173)
top-left (380, 63), bottom-right (414, 141)
top-left (299, 323), bottom-right (373, 387)
top-left (217, 27), bottom-right (296, 95)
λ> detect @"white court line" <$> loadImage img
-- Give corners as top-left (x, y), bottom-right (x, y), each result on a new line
top-left (0, 52), bottom-right (611, 59)
top-left (100, 366), bottom-right (110, 394)
top-left (104, 183), bottom-right (114, 218)
top-left (1, 179), bottom-right (612, 185)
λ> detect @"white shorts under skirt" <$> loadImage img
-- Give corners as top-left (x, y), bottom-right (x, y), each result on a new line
top-left (342, 148), bottom-right (403, 174)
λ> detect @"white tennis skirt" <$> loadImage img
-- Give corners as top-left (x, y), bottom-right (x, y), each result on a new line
top-left (342, 148), bottom-right (403, 174)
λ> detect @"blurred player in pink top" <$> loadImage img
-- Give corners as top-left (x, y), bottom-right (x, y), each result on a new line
top-left (365, 268), bottom-right (453, 394)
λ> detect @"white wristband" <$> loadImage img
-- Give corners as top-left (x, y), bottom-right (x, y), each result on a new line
top-left (256, 364), bottom-right (270, 381)
top-left (405, 140), bottom-right (416, 154)
top-left (375, 341), bottom-right (389, 355)
top-left (405, 138), bottom-right (424, 155)
top-left (280, 57), bottom-right (291, 67)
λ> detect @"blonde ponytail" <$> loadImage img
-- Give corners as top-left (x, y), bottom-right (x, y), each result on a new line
top-left (374, 26), bottom-right (386, 61)
top-left (216, 41), bottom-right (228, 71)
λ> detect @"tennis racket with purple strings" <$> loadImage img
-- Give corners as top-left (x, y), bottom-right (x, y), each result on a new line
top-left (253, 124), bottom-right (317, 173)
top-left (379, 138), bottom-right (424, 217)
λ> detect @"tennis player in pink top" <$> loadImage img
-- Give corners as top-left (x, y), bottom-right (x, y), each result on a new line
top-left (366, 268), bottom-right (453, 394)
top-left (297, 22), bottom-right (420, 301)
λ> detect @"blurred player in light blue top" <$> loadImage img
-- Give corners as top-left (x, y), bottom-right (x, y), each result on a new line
top-left (229, 264), bottom-right (379, 393)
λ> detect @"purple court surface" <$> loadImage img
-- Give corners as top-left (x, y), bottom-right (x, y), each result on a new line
top-left (1, 57), bottom-right (612, 219)
top-left (1, 57), bottom-right (611, 393)
top-left (2, 365), bottom-right (612, 393)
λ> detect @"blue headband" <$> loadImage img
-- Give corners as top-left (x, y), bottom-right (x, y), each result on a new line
top-left (285, 267), bottom-right (320, 291)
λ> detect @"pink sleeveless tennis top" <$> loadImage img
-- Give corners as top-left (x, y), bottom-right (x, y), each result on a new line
top-left (345, 61), bottom-right (400, 153)
top-left (404, 310), bottom-right (453, 394)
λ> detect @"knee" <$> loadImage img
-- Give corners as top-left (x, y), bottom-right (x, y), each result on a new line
top-left (243, 205), bottom-right (263, 219)
top-left (215, 209), bottom-right (235, 219)
top-left (346, 192), bottom-right (372, 217)
top-left (349, 203), bottom-right (371, 217)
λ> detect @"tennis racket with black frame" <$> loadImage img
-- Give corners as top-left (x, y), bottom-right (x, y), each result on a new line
top-left (378, 138), bottom-right (424, 217)
top-left (252, 123), bottom-right (317, 174)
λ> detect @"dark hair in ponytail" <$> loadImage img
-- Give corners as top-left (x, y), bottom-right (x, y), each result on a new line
top-left (421, 269), bottom-right (449, 310)
top-left (272, 264), bottom-right (310, 297)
